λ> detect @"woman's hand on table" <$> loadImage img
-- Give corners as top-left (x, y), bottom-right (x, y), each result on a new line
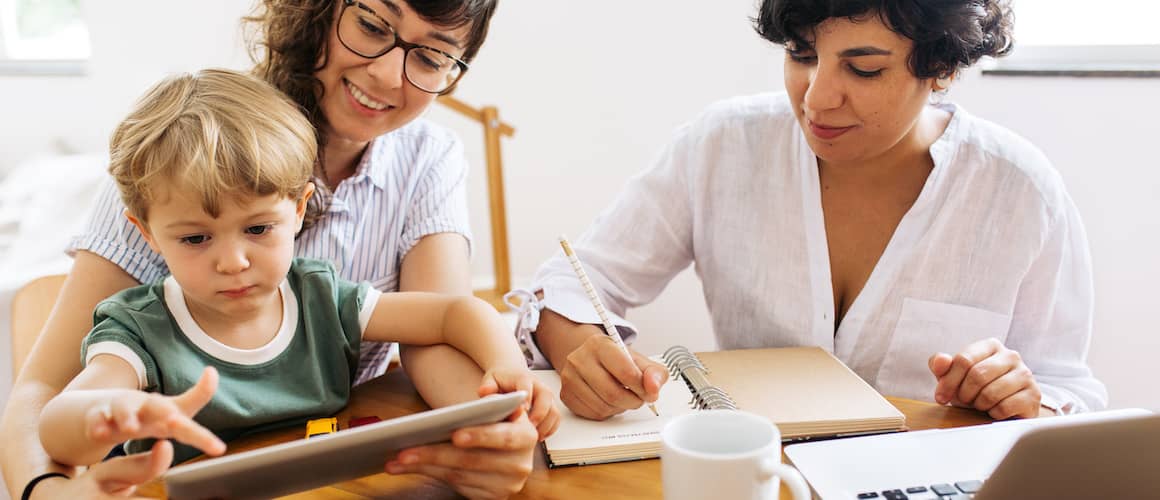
top-left (386, 410), bottom-right (539, 500)
top-left (928, 337), bottom-right (1043, 419)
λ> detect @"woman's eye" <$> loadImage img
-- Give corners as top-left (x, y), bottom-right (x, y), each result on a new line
top-left (246, 225), bottom-right (272, 236)
top-left (788, 52), bottom-right (817, 64)
top-left (418, 54), bottom-right (443, 70)
top-left (358, 18), bottom-right (388, 38)
top-left (849, 65), bottom-right (884, 78)
top-left (180, 235), bottom-right (208, 245)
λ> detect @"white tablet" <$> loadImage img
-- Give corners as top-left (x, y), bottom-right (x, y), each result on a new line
top-left (164, 391), bottom-right (526, 500)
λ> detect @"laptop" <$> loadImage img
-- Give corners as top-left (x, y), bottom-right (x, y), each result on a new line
top-left (784, 408), bottom-right (1155, 499)
top-left (164, 391), bottom-right (525, 500)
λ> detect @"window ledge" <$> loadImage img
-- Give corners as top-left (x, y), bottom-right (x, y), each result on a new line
top-left (982, 63), bottom-right (1160, 78)
top-left (0, 59), bottom-right (87, 76)
top-left (981, 45), bottom-right (1160, 78)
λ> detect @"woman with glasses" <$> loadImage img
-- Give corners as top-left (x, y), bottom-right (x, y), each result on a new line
top-left (2, 1), bottom-right (542, 499)
top-left (523, 0), bottom-right (1107, 423)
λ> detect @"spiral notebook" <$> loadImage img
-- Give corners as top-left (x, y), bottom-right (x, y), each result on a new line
top-left (536, 346), bottom-right (906, 467)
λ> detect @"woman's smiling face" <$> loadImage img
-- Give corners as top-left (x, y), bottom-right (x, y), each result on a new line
top-left (783, 14), bottom-right (936, 166)
top-left (314, 0), bottom-right (471, 146)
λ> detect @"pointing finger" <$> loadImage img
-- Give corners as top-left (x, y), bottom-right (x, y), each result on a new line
top-left (173, 366), bottom-right (218, 416)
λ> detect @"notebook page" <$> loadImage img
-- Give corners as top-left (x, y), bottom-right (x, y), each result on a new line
top-left (533, 368), bottom-right (697, 452)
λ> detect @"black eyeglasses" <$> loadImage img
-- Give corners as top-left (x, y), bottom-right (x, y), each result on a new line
top-left (336, 0), bottom-right (469, 95)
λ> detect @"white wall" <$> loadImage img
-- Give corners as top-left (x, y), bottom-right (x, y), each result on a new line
top-left (0, 0), bottom-right (253, 171)
top-left (1, 0), bottom-right (1156, 418)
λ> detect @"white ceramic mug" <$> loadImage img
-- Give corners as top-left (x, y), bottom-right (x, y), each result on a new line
top-left (660, 410), bottom-right (810, 500)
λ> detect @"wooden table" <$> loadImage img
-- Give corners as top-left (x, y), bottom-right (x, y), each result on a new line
top-left (139, 369), bottom-right (993, 499)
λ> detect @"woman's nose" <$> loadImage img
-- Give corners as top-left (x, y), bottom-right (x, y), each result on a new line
top-left (366, 46), bottom-right (407, 90)
top-left (802, 64), bottom-right (844, 112)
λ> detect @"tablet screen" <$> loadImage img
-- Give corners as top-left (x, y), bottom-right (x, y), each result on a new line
top-left (165, 391), bottom-right (525, 500)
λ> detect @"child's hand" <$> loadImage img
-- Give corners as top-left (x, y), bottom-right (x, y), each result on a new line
top-left (87, 366), bottom-right (227, 456)
top-left (479, 368), bottom-right (562, 441)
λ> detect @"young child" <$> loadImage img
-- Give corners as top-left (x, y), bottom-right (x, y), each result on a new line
top-left (38, 68), bottom-right (558, 467)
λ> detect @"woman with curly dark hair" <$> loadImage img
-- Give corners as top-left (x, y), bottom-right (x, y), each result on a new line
top-left (3, 2), bottom-right (552, 499)
top-left (525, 0), bottom-right (1106, 424)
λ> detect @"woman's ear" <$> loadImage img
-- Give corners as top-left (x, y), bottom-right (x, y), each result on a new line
top-left (932, 72), bottom-right (956, 92)
top-left (124, 209), bottom-right (161, 253)
top-left (295, 182), bottom-right (316, 230)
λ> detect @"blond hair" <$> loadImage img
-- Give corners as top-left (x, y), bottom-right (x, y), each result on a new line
top-left (108, 68), bottom-right (316, 223)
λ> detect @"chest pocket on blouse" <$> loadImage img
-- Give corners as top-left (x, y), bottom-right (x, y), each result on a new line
top-left (875, 298), bottom-right (1012, 402)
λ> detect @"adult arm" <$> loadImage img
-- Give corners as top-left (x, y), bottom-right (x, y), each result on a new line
top-left (396, 232), bottom-right (484, 405)
top-left (1005, 197), bottom-right (1107, 413)
top-left (534, 307), bottom-right (668, 421)
top-left (390, 233), bottom-right (540, 498)
top-left (528, 128), bottom-right (710, 419)
top-left (930, 192), bottom-right (1107, 417)
top-left (0, 251), bottom-right (140, 498)
top-left (394, 130), bottom-right (487, 406)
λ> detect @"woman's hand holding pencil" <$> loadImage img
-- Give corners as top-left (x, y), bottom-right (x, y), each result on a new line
top-left (552, 331), bottom-right (670, 420)
top-left (548, 236), bottom-right (669, 420)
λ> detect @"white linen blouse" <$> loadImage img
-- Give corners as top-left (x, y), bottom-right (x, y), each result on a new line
top-left (526, 92), bottom-right (1107, 414)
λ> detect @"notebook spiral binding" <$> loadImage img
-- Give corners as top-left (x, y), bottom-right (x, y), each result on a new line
top-left (662, 346), bottom-right (738, 411)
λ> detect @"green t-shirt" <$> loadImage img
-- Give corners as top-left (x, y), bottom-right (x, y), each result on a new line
top-left (81, 258), bottom-right (376, 463)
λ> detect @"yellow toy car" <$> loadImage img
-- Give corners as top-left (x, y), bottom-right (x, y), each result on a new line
top-left (305, 417), bottom-right (338, 439)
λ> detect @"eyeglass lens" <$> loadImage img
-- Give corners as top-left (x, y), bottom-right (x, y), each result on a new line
top-left (338, 2), bottom-right (464, 93)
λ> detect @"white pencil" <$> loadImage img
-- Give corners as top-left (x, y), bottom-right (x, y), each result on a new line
top-left (558, 235), bottom-right (659, 417)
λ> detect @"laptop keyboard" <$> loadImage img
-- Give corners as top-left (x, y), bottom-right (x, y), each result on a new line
top-left (856, 479), bottom-right (983, 499)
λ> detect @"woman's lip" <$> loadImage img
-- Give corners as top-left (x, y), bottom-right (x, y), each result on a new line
top-left (345, 79), bottom-right (391, 105)
top-left (343, 79), bottom-right (391, 116)
top-left (808, 121), bottom-right (856, 140)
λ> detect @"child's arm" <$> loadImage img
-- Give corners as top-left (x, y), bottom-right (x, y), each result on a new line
top-left (363, 293), bottom-right (527, 374)
top-left (363, 292), bottom-right (560, 439)
top-left (38, 358), bottom-right (225, 466)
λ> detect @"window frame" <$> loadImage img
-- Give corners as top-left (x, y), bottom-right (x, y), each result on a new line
top-left (983, 44), bottom-right (1160, 78)
top-left (0, 0), bottom-right (88, 76)
top-left (984, 2), bottom-right (1160, 78)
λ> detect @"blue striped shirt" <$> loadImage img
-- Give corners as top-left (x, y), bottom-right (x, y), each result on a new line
top-left (67, 118), bottom-right (473, 385)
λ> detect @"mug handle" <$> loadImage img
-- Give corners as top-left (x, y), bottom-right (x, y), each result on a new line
top-left (760, 459), bottom-right (811, 500)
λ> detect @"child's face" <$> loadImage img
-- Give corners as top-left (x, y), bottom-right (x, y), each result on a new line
top-left (128, 185), bottom-right (312, 322)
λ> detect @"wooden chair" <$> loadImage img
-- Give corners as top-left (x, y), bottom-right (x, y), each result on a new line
top-left (436, 95), bottom-right (515, 311)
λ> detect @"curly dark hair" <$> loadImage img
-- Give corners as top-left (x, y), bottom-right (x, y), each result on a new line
top-left (753, 0), bottom-right (1014, 79)
top-left (243, 0), bottom-right (498, 228)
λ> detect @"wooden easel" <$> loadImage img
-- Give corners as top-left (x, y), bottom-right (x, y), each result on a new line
top-left (436, 95), bottom-right (514, 310)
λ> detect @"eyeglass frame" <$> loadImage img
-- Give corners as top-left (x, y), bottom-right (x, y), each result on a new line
top-left (336, 0), bottom-right (470, 95)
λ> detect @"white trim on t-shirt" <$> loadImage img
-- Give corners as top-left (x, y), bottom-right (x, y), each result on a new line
top-left (163, 277), bottom-right (299, 365)
top-left (85, 341), bottom-right (150, 390)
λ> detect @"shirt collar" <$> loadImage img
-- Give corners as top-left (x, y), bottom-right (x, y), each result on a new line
top-left (929, 101), bottom-right (963, 168)
top-left (352, 136), bottom-right (389, 190)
